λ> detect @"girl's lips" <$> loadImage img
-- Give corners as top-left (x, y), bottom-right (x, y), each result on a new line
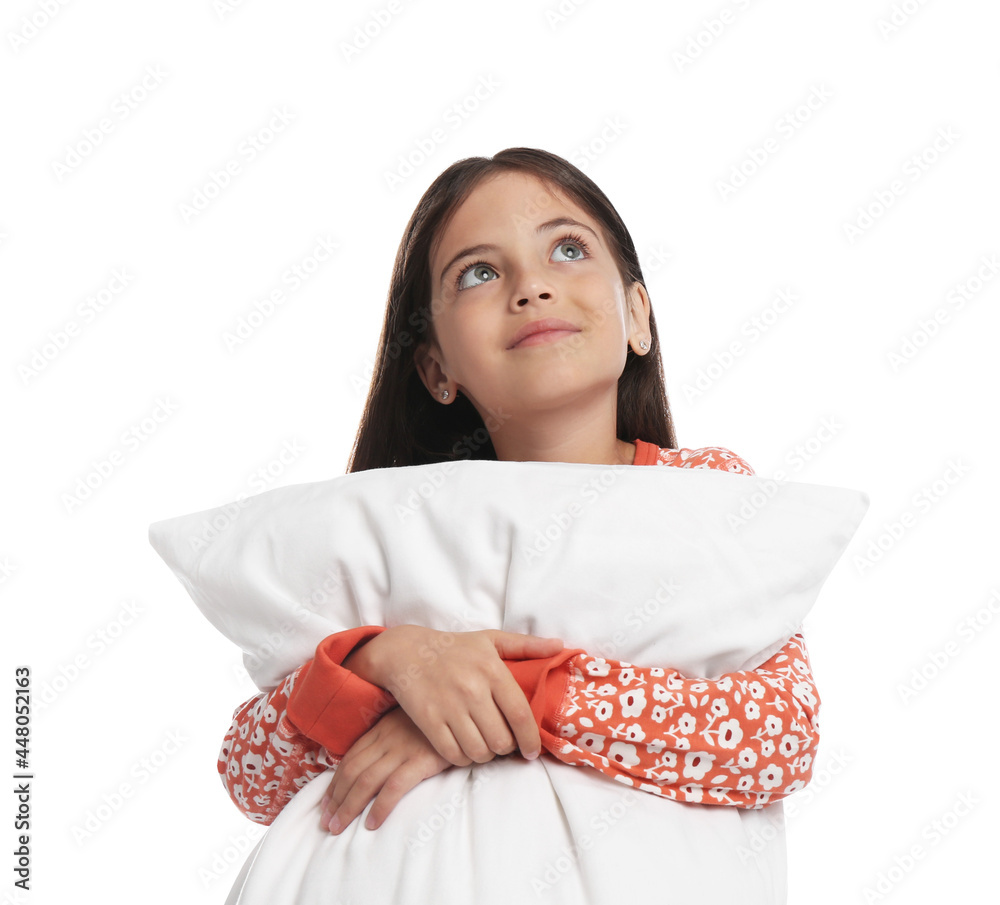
top-left (507, 319), bottom-right (582, 349)
top-left (510, 329), bottom-right (579, 348)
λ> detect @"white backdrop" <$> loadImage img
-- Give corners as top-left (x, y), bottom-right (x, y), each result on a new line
top-left (3, 1), bottom-right (997, 902)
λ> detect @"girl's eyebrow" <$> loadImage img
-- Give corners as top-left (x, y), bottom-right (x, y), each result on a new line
top-left (437, 217), bottom-right (600, 288)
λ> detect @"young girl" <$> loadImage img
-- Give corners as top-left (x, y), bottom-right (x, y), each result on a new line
top-left (218, 148), bottom-right (819, 884)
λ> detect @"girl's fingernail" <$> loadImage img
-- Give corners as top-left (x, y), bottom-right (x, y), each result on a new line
top-left (525, 749), bottom-right (539, 760)
top-left (327, 815), bottom-right (342, 834)
top-left (365, 813), bottom-right (377, 830)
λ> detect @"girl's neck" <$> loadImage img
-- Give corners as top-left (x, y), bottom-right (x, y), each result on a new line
top-left (491, 431), bottom-right (637, 466)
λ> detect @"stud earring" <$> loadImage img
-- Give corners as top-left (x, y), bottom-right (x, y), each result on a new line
top-left (640, 339), bottom-right (649, 350)
top-left (441, 389), bottom-right (449, 400)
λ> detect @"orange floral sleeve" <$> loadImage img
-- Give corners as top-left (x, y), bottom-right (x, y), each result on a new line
top-left (218, 665), bottom-right (340, 824)
top-left (540, 632), bottom-right (820, 808)
top-left (218, 631), bottom-right (818, 822)
top-left (218, 626), bottom-right (397, 825)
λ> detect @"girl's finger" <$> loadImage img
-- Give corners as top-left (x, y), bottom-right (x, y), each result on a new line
top-left (321, 745), bottom-right (385, 829)
top-left (406, 709), bottom-right (471, 766)
top-left (488, 631), bottom-right (563, 660)
top-left (320, 766), bottom-right (342, 813)
top-left (490, 677), bottom-right (542, 759)
top-left (446, 713), bottom-right (497, 764)
top-left (467, 702), bottom-right (517, 757)
top-left (363, 759), bottom-right (436, 830)
top-left (327, 752), bottom-right (395, 834)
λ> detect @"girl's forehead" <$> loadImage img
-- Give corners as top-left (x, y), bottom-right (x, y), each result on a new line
top-left (461, 171), bottom-right (574, 216)
top-left (433, 175), bottom-right (594, 257)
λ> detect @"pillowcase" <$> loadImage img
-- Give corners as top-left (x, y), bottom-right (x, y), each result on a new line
top-left (148, 457), bottom-right (869, 692)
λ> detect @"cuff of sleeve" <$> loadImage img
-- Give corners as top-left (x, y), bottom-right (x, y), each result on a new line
top-left (503, 649), bottom-right (586, 746)
top-left (286, 627), bottom-right (398, 757)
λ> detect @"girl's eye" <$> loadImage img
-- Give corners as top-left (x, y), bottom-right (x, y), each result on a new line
top-left (455, 261), bottom-right (496, 291)
top-left (552, 234), bottom-right (591, 263)
top-left (453, 232), bottom-right (592, 292)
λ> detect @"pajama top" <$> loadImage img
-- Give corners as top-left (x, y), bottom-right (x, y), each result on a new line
top-left (218, 441), bottom-right (822, 824)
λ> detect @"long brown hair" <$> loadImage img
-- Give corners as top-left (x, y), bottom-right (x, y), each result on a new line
top-left (346, 147), bottom-right (678, 472)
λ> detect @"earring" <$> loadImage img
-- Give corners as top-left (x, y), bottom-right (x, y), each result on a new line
top-left (639, 339), bottom-right (649, 350)
top-left (441, 389), bottom-right (449, 400)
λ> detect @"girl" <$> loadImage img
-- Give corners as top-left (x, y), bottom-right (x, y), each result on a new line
top-left (218, 147), bottom-right (819, 883)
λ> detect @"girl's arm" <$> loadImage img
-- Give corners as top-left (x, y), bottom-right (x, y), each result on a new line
top-left (220, 627), bottom-right (817, 829)
top-left (217, 627), bottom-right (569, 824)
top-left (539, 632), bottom-right (820, 808)
top-left (217, 626), bottom-right (561, 824)
top-left (320, 634), bottom-right (820, 835)
top-left (218, 664), bottom-right (331, 824)
top-left (217, 627), bottom-right (397, 824)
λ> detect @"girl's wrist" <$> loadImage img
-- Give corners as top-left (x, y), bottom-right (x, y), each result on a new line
top-left (341, 631), bottom-right (390, 687)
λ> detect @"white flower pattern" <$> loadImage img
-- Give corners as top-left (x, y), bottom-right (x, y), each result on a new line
top-left (544, 631), bottom-right (820, 809)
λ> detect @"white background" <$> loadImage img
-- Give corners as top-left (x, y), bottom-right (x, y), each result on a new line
top-left (3, 0), bottom-right (997, 902)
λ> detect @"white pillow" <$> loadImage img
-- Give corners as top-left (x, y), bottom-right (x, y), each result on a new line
top-left (149, 457), bottom-right (869, 692)
top-left (149, 457), bottom-right (869, 905)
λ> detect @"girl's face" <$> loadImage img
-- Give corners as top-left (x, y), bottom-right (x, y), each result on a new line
top-left (416, 171), bottom-right (651, 433)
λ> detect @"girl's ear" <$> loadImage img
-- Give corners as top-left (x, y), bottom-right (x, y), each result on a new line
top-left (414, 340), bottom-right (447, 396)
top-left (626, 280), bottom-right (652, 340)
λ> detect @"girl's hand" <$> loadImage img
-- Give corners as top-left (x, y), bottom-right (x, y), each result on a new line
top-left (319, 706), bottom-right (451, 835)
top-left (344, 625), bottom-right (563, 766)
